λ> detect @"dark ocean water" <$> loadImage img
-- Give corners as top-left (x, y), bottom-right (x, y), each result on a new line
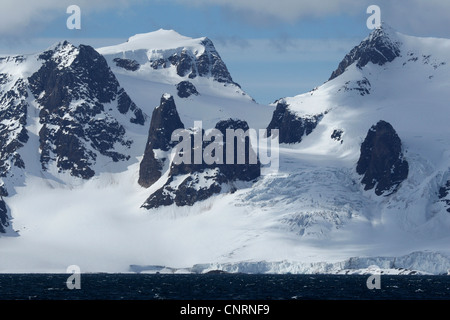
top-left (0, 274), bottom-right (449, 300)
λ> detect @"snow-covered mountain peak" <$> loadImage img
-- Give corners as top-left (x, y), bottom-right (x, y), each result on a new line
top-left (262, 24), bottom-right (450, 247)
top-left (38, 40), bottom-right (80, 69)
top-left (97, 29), bottom-right (240, 90)
top-left (94, 29), bottom-right (264, 132)
top-left (42, 40), bottom-right (76, 53)
top-left (329, 23), bottom-right (402, 80)
top-left (367, 22), bottom-right (399, 42)
top-left (128, 28), bottom-right (187, 40)
top-left (98, 29), bottom-right (206, 57)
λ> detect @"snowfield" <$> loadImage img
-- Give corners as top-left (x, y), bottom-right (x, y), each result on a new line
top-left (0, 28), bottom-right (449, 274)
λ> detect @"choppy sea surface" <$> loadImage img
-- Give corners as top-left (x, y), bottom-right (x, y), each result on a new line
top-left (0, 274), bottom-right (449, 300)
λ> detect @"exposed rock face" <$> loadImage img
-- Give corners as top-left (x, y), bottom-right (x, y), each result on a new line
top-left (330, 25), bottom-right (402, 81)
top-left (150, 38), bottom-right (240, 87)
top-left (438, 180), bottom-right (450, 213)
top-left (28, 42), bottom-right (145, 179)
top-left (142, 169), bottom-right (225, 208)
top-left (113, 57), bottom-right (140, 71)
top-left (140, 100), bottom-right (261, 209)
top-left (138, 94), bottom-right (184, 188)
top-left (266, 100), bottom-right (323, 144)
top-left (176, 81), bottom-right (199, 98)
top-left (213, 119), bottom-right (261, 182)
top-left (0, 76), bottom-right (29, 177)
top-left (356, 120), bottom-right (409, 196)
top-left (339, 78), bottom-right (372, 96)
top-left (197, 38), bottom-right (237, 85)
top-left (0, 199), bottom-right (9, 233)
top-left (0, 61), bottom-right (31, 234)
top-left (163, 118), bottom-right (261, 183)
top-left (331, 129), bottom-right (344, 144)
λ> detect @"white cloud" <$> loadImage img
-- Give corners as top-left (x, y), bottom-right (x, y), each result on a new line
top-left (178, 0), bottom-right (365, 23)
top-left (0, 0), bottom-right (141, 37)
top-left (377, 0), bottom-right (450, 38)
top-left (1, 0), bottom-right (449, 39)
top-left (215, 38), bottom-right (360, 63)
top-left (173, 0), bottom-right (450, 37)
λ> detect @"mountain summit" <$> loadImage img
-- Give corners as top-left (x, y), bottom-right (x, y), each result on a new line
top-left (98, 29), bottom-right (239, 87)
top-left (0, 40), bottom-right (147, 234)
top-left (329, 23), bottom-right (402, 80)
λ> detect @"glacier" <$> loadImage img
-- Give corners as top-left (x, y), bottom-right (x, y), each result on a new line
top-left (130, 251), bottom-right (450, 275)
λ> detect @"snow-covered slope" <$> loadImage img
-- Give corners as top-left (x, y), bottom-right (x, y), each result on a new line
top-left (262, 24), bottom-right (450, 240)
top-left (0, 26), bottom-right (449, 274)
top-left (97, 29), bottom-right (270, 130)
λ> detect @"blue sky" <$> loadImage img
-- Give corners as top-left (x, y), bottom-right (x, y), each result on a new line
top-left (1, 0), bottom-right (449, 104)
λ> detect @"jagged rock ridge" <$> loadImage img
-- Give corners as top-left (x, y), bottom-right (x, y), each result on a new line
top-left (139, 95), bottom-right (260, 209)
top-left (99, 30), bottom-right (241, 88)
top-left (329, 24), bottom-right (402, 80)
top-left (0, 60), bottom-right (31, 234)
top-left (151, 37), bottom-right (239, 86)
top-left (28, 41), bottom-right (145, 179)
top-left (0, 75), bottom-right (29, 177)
top-left (138, 94), bottom-right (185, 188)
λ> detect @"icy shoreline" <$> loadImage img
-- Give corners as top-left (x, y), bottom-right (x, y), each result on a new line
top-left (130, 251), bottom-right (450, 275)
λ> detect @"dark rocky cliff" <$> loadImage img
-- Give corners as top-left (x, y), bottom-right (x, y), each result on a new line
top-left (356, 120), bottom-right (409, 196)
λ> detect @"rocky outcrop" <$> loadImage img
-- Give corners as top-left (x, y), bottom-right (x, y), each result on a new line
top-left (213, 119), bottom-right (261, 182)
top-left (339, 78), bottom-right (371, 96)
top-left (197, 38), bottom-right (238, 85)
top-left (176, 81), bottom-right (199, 98)
top-left (356, 120), bottom-right (409, 196)
top-left (142, 169), bottom-right (226, 208)
top-left (438, 180), bottom-right (450, 213)
top-left (330, 25), bottom-right (401, 81)
top-left (28, 41), bottom-right (145, 179)
top-left (0, 199), bottom-right (9, 233)
top-left (331, 129), bottom-right (344, 144)
top-left (138, 94), bottom-right (184, 188)
top-left (113, 57), bottom-right (140, 71)
top-left (266, 100), bottom-right (323, 144)
top-left (140, 100), bottom-right (260, 208)
top-left (0, 76), bottom-right (29, 177)
top-left (149, 38), bottom-right (240, 87)
top-left (0, 67), bottom-right (30, 233)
